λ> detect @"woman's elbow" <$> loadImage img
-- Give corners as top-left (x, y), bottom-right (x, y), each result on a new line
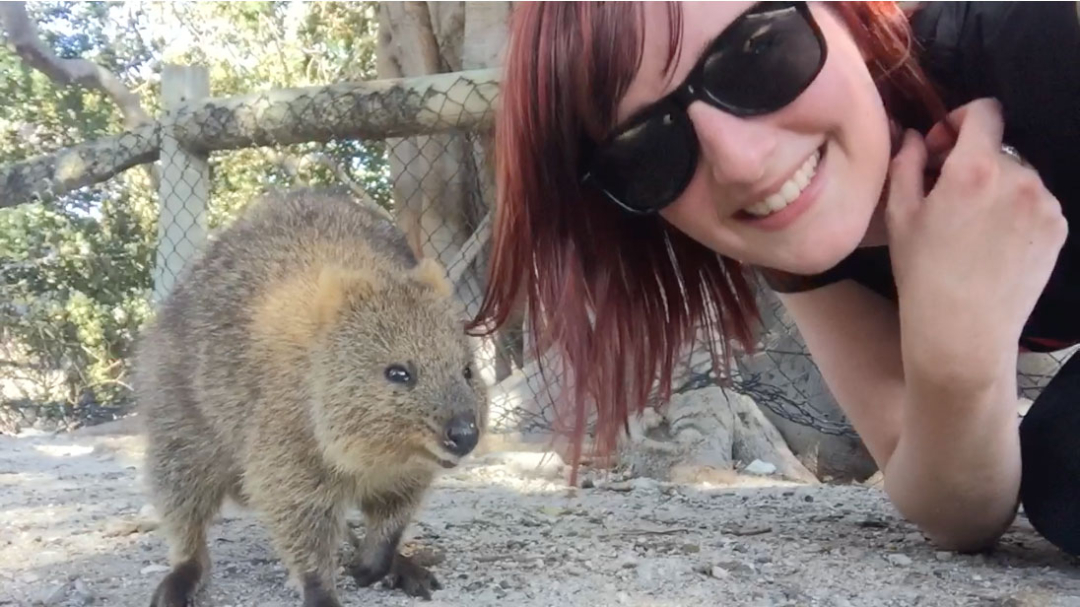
top-left (921, 519), bottom-right (1012, 554)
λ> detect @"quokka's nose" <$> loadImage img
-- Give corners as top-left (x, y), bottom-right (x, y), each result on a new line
top-left (443, 414), bottom-right (479, 457)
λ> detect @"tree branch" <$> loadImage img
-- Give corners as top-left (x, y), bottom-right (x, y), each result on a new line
top-left (0, 123), bottom-right (160, 207)
top-left (0, 68), bottom-right (500, 208)
top-left (0, 1), bottom-right (152, 129)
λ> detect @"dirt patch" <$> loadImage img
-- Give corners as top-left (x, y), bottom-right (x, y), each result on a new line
top-left (1, 421), bottom-right (1079, 606)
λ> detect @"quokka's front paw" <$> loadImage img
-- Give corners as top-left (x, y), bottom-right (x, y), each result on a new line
top-left (301, 574), bottom-right (343, 607)
top-left (383, 553), bottom-right (442, 600)
top-left (348, 553), bottom-right (441, 600)
top-left (148, 560), bottom-right (201, 607)
top-left (346, 559), bottom-right (387, 589)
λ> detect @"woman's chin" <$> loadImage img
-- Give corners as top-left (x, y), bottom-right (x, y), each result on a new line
top-left (791, 213), bottom-right (879, 273)
top-left (766, 256), bottom-right (843, 277)
top-left (757, 231), bottom-right (866, 276)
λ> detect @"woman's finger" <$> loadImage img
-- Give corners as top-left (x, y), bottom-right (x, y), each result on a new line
top-left (939, 98), bottom-right (1006, 159)
top-left (886, 129), bottom-right (929, 223)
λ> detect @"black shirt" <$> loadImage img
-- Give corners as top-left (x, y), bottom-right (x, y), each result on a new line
top-left (762, 2), bottom-right (1080, 353)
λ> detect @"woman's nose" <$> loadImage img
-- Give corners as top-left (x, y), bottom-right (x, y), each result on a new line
top-left (687, 102), bottom-right (777, 186)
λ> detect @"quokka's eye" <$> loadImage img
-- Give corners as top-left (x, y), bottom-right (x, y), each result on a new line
top-left (463, 364), bottom-right (473, 381)
top-left (385, 364), bottom-right (412, 385)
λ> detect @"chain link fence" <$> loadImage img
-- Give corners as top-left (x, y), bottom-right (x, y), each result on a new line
top-left (2, 62), bottom-right (1073, 458)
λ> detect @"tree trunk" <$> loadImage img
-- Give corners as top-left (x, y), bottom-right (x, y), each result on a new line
top-left (377, 1), bottom-right (517, 388)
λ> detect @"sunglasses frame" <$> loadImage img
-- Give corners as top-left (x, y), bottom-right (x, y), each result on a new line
top-left (579, 1), bottom-right (829, 216)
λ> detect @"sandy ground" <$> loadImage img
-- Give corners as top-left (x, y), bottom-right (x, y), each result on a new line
top-left (1, 420), bottom-right (1079, 607)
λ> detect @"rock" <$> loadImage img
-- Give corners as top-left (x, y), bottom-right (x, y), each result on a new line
top-left (733, 287), bottom-right (879, 483)
top-left (629, 477), bottom-right (660, 493)
top-left (903, 532), bottom-right (925, 544)
top-left (743, 459), bottom-right (778, 476)
top-left (32, 581), bottom-right (69, 606)
top-left (599, 480), bottom-right (635, 492)
top-left (72, 578), bottom-right (94, 605)
top-left (862, 471), bottom-right (885, 486)
top-left (480, 451), bottom-right (565, 480)
top-left (140, 564), bottom-right (170, 575)
top-left (616, 386), bottom-right (819, 484)
top-left (886, 553), bottom-right (913, 566)
top-left (103, 518), bottom-right (144, 537)
top-left (713, 560), bottom-right (755, 575)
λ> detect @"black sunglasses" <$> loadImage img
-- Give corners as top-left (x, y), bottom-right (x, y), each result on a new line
top-left (579, 1), bottom-right (828, 216)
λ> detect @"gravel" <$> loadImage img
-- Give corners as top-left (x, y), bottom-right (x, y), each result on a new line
top-left (1, 421), bottom-right (1079, 607)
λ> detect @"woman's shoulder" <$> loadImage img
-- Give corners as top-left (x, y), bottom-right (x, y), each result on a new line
top-left (909, 2), bottom-right (1080, 117)
top-left (910, 2), bottom-right (1080, 208)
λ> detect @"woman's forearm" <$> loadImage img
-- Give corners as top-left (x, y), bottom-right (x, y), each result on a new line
top-left (882, 367), bottom-right (1022, 552)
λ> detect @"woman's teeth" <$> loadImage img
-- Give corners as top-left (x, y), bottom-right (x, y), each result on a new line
top-left (744, 149), bottom-right (821, 218)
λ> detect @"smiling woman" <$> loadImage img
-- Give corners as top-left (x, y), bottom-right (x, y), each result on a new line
top-left (468, 1), bottom-right (1080, 558)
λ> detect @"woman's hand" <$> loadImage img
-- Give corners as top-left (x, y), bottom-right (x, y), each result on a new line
top-left (885, 98), bottom-right (1067, 392)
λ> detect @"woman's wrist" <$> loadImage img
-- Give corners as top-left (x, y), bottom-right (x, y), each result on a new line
top-left (884, 361), bottom-right (1022, 551)
top-left (902, 358), bottom-right (1018, 435)
top-left (897, 313), bottom-right (1020, 403)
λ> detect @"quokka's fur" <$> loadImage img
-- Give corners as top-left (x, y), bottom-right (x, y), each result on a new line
top-left (134, 188), bottom-right (489, 606)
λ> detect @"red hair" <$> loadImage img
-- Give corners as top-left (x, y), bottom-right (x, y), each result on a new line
top-left (467, 2), bottom-right (947, 483)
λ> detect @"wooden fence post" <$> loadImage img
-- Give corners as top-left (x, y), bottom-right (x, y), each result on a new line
top-left (153, 64), bottom-right (210, 304)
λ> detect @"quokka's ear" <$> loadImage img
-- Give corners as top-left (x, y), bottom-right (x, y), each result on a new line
top-left (251, 266), bottom-right (383, 351)
top-left (409, 257), bottom-right (453, 299)
top-left (399, 208), bottom-right (426, 263)
top-left (313, 265), bottom-right (384, 328)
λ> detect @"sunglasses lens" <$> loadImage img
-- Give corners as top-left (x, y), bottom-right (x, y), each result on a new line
top-left (700, 4), bottom-right (824, 112)
top-left (583, 3), bottom-right (825, 214)
top-left (587, 104), bottom-right (697, 213)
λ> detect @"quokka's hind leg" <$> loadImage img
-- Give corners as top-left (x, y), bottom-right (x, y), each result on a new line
top-left (144, 434), bottom-right (231, 607)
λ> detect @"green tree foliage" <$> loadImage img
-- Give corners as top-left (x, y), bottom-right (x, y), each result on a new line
top-left (147, 1), bottom-right (391, 227)
top-left (1, 1), bottom-right (157, 425)
top-left (1, 0), bottom-right (386, 428)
